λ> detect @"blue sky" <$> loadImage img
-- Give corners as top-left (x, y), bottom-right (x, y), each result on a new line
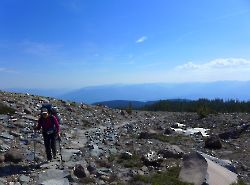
top-left (1, 0), bottom-right (250, 89)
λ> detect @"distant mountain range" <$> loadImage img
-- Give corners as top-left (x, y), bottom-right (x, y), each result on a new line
top-left (2, 81), bottom-right (249, 104)
top-left (93, 100), bottom-right (157, 109)
top-left (59, 81), bottom-right (250, 104)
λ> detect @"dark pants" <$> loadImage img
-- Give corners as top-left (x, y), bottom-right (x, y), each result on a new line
top-left (43, 132), bottom-right (56, 160)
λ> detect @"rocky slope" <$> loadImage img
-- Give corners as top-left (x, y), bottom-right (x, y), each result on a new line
top-left (0, 91), bottom-right (249, 185)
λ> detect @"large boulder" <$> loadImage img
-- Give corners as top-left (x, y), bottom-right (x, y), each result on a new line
top-left (138, 129), bottom-right (157, 139)
top-left (38, 169), bottom-right (70, 185)
top-left (219, 129), bottom-right (241, 139)
top-left (200, 152), bottom-right (238, 185)
top-left (158, 145), bottom-right (184, 158)
top-left (179, 152), bottom-right (208, 185)
top-left (73, 164), bottom-right (90, 178)
top-left (164, 127), bottom-right (173, 135)
top-left (219, 124), bottom-right (250, 140)
top-left (87, 162), bottom-right (97, 174)
top-left (205, 135), bottom-right (222, 149)
top-left (4, 149), bottom-right (24, 163)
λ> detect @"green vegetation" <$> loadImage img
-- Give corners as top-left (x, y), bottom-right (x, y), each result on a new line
top-left (132, 166), bottom-right (193, 185)
top-left (231, 179), bottom-right (247, 185)
top-left (125, 102), bottom-right (133, 115)
top-left (79, 177), bottom-right (95, 184)
top-left (196, 105), bottom-right (213, 118)
top-left (142, 98), bottom-right (250, 114)
top-left (0, 103), bottom-right (15, 114)
top-left (108, 153), bottom-right (143, 168)
top-left (118, 153), bottom-right (143, 168)
top-left (155, 134), bottom-right (193, 145)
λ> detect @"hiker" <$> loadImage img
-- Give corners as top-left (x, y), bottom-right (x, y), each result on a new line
top-left (34, 107), bottom-right (60, 161)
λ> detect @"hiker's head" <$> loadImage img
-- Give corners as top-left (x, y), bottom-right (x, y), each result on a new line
top-left (41, 108), bottom-right (49, 118)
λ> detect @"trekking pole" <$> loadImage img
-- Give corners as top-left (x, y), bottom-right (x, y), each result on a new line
top-left (57, 136), bottom-right (64, 168)
top-left (33, 130), bottom-right (37, 163)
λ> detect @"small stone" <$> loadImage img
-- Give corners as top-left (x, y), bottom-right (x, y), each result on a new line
top-left (0, 155), bottom-right (5, 163)
top-left (19, 175), bottom-right (30, 183)
top-left (73, 164), bottom-right (90, 178)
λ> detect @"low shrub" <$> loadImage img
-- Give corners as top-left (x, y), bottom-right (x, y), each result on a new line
top-left (0, 103), bottom-right (15, 114)
top-left (132, 166), bottom-right (193, 185)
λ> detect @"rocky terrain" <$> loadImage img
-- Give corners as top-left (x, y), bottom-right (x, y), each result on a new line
top-left (0, 91), bottom-right (249, 185)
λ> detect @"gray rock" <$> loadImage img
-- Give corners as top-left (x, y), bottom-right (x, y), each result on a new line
top-left (164, 127), bottom-right (173, 135)
top-left (0, 143), bottom-right (10, 152)
top-left (205, 135), bottom-right (222, 149)
top-left (14, 120), bottom-right (27, 128)
top-left (158, 145), bottom-right (184, 158)
top-left (0, 132), bottom-right (14, 140)
top-left (87, 162), bottom-right (97, 174)
top-left (219, 129), bottom-right (241, 139)
top-left (142, 151), bottom-right (163, 167)
top-left (0, 155), bottom-right (5, 163)
top-left (9, 131), bottom-right (22, 137)
top-left (40, 178), bottom-right (69, 185)
top-left (120, 151), bottom-right (133, 159)
top-left (0, 178), bottom-right (7, 185)
top-left (4, 149), bottom-right (24, 163)
top-left (179, 152), bottom-right (208, 185)
top-left (204, 156), bottom-right (238, 185)
top-left (22, 115), bottom-right (38, 121)
top-left (19, 175), bottom-right (30, 183)
top-left (38, 169), bottom-right (70, 184)
top-left (40, 161), bottom-right (60, 169)
top-left (199, 152), bottom-right (237, 173)
top-left (24, 107), bottom-right (32, 114)
top-left (138, 129), bottom-right (157, 139)
top-left (73, 164), bottom-right (90, 178)
top-left (62, 149), bottom-right (82, 162)
top-left (0, 115), bottom-right (9, 121)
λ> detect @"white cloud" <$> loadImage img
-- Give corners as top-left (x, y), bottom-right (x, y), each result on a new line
top-left (172, 58), bottom-right (250, 82)
top-left (136, 36), bottom-right (147, 43)
top-left (176, 58), bottom-right (250, 70)
top-left (176, 62), bottom-right (200, 70)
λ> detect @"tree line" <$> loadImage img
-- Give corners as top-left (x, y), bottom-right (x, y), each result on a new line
top-left (140, 99), bottom-right (250, 113)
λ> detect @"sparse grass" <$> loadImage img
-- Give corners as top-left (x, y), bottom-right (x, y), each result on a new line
top-left (108, 153), bottom-right (144, 168)
top-left (132, 167), bottom-right (194, 185)
top-left (231, 179), bottom-right (247, 185)
top-left (108, 154), bottom-right (117, 162)
top-left (154, 134), bottom-right (192, 145)
top-left (197, 105), bottom-right (212, 119)
top-left (119, 154), bottom-right (144, 168)
top-left (82, 120), bottom-right (92, 127)
top-left (0, 103), bottom-right (15, 114)
top-left (79, 177), bottom-right (95, 183)
top-left (70, 102), bottom-right (78, 107)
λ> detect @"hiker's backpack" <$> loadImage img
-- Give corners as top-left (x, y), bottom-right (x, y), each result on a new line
top-left (41, 104), bottom-right (63, 124)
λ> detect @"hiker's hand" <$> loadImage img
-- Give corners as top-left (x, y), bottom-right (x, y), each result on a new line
top-left (57, 136), bottom-right (61, 141)
top-left (56, 133), bottom-right (61, 140)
